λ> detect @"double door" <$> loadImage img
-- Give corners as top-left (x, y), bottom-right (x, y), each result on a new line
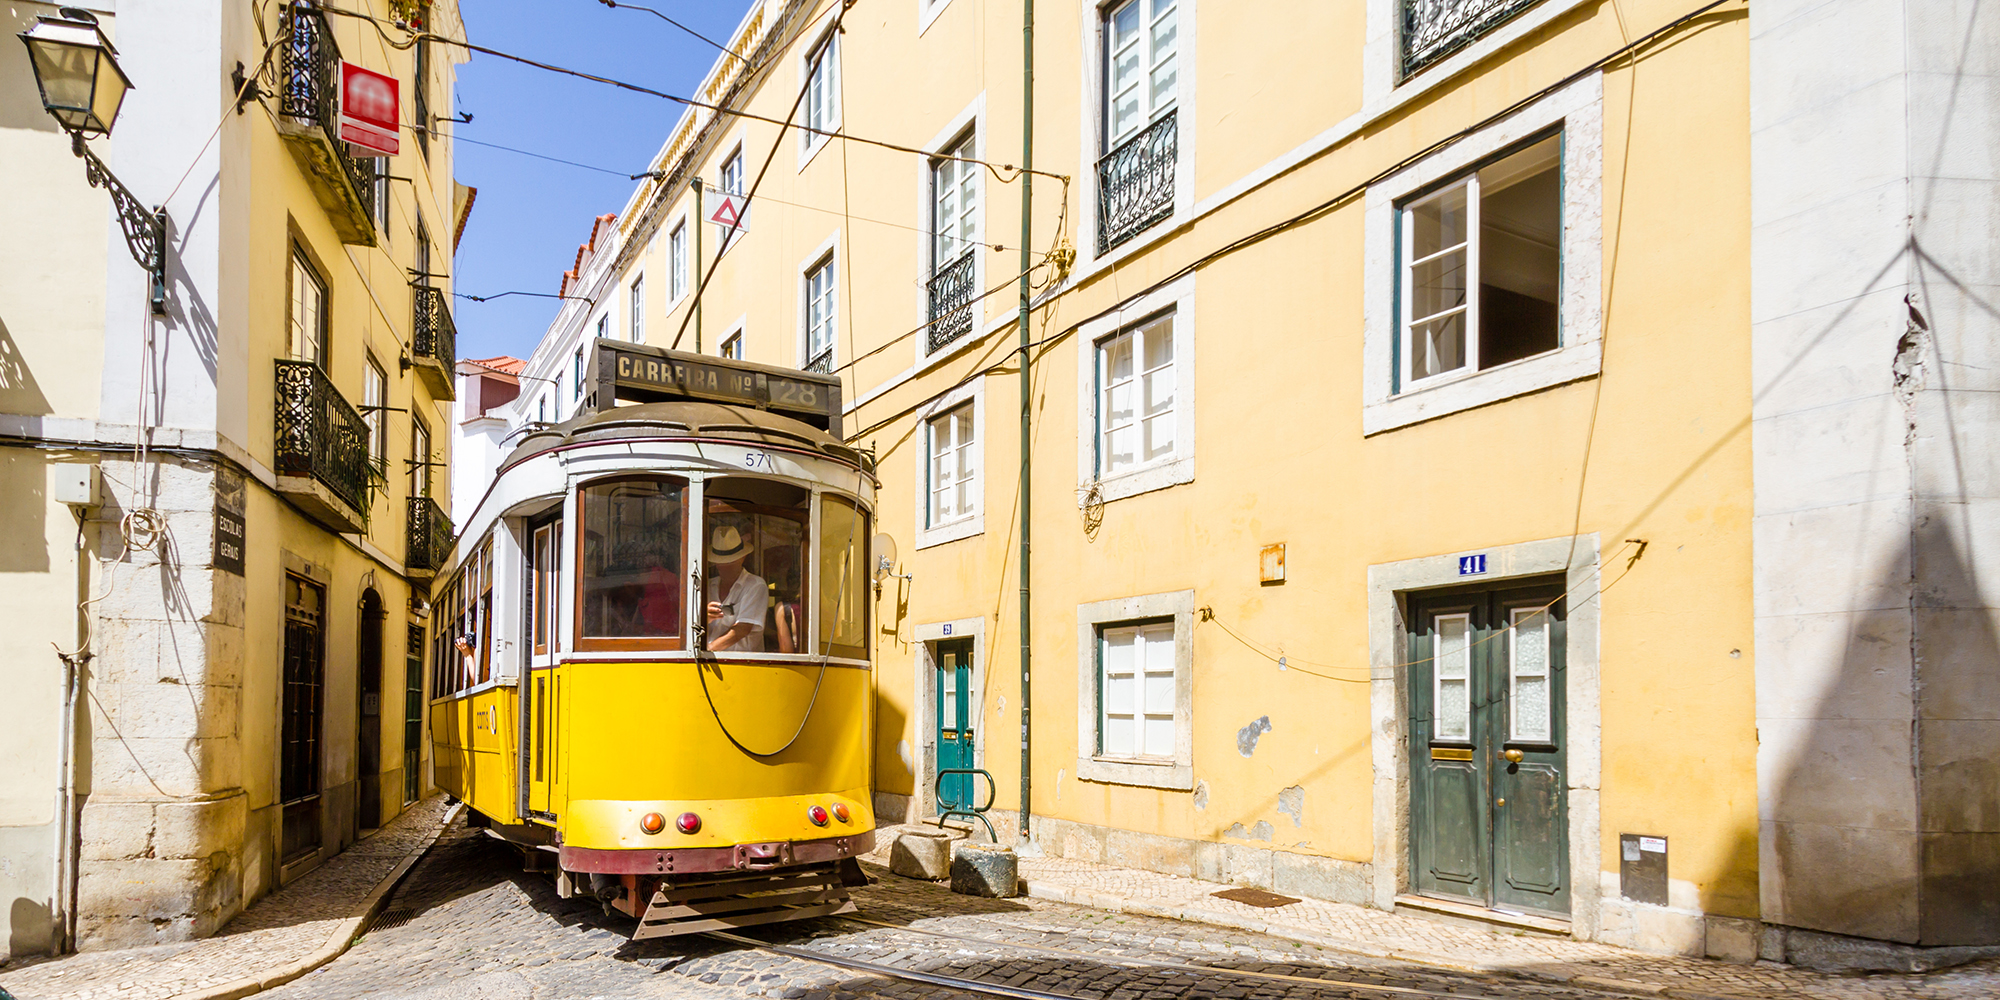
top-left (1408, 581), bottom-right (1568, 916)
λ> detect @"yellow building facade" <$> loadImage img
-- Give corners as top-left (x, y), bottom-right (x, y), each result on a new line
top-left (509, 0), bottom-right (2000, 962)
top-left (1, 0), bottom-right (466, 955)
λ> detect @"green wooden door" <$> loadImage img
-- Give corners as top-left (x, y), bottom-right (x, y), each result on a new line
top-left (1408, 581), bottom-right (1568, 916)
top-left (935, 640), bottom-right (974, 811)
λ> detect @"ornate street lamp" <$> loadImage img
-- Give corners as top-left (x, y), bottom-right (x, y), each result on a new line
top-left (19, 8), bottom-right (167, 315)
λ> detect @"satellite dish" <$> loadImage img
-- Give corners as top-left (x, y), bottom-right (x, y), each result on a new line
top-left (872, 532), bottom-right (897, 580)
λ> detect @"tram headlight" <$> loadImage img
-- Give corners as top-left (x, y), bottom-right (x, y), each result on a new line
top-left (832, 803), bottom-right (850, 824)
top-left (640, 812), bottom-right (666, 835)
top-left (807, 804), bottom-right (830, 827)
top-left (676, 811), bottom-right (702, 834)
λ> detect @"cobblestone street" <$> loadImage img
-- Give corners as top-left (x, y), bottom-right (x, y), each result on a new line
top-left (213, 818), bottom-right (1997, 1000)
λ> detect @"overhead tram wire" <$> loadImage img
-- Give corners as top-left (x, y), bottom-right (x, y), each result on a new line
top-left (593, 0), bottom-right (749, 64)
top-left (839, 0), bottom-right (1743, 444)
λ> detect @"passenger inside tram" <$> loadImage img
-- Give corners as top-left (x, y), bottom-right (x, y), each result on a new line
top-left (579, 478), bottom-right (684, 642)
top-left (705, 478), bottom-right (809, 653)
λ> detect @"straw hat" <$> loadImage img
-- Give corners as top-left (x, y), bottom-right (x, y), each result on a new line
top-left (708, 525), bottom-right (749, 562)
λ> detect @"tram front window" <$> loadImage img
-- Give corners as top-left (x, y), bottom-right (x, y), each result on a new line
top-left (704, 478), bottom-right (808, 653)
top-left (579, 477), bottom-right (686, 649)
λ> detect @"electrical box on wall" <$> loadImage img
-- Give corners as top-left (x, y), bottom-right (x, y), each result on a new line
top-left (1260, 543), bottom-right (1286, 584)
top-left (53, 463), bottom-right (99, 509)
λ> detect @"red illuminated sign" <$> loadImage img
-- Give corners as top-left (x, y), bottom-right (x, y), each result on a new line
top-left (339, 61), bottom-right (399, 156)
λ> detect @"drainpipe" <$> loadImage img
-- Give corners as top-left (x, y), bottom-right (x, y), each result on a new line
top-left (55, 516), bottom-right (91, 953)
top-left (1016, 0), bottom-right (1035, 841)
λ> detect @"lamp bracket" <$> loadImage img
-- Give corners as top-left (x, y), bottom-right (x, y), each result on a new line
top-left (72, 133), bottom-right (168, 315)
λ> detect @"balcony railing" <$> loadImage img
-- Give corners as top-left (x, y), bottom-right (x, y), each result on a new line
top-left (275, 360), bottom-right (371, 524)
top-left (406, 496), bottom-right (453, 574)
top-left (1401, 0), bottom-right (1544, 77)
top-left (280, 3), bottom-right (377, 239)
top-left (802, 349), bottom-right (834, 374)
top-left (411, 285), bottom-right (457, 399)
top-left (1096, 109), bottom-right (1178, 255)
top-left (926, 250), bottom-right (977, 354)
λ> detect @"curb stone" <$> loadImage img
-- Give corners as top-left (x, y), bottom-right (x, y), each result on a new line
top-left (164, 801), bottom-right (463, 1000)
top-left (1019, 879), bottom-right (1750, 1000)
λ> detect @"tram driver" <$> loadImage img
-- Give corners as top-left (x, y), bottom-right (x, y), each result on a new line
top-left (704, 525), bottom-right (768, 651)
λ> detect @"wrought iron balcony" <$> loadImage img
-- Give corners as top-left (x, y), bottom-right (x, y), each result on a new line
top-left (926, 250), bottom-right (977, 354)
top-left (802, 349), bottom-right (833, 374)
top-left (411, 285), bottom-right (457, 400)
top-left (1096, 109), bottom-right (1178, 255)
top-left (275, 360), bottom-right (371, 533)
top-left (1401, 0), bottom-right (1544, 77)
top-left (406, 496), bottom-right (453, 575)
top-left (277, 3), bottom-right (379, 245)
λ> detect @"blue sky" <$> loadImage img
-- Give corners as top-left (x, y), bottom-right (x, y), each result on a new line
top-left (450, 0), bottom-right (747, 361)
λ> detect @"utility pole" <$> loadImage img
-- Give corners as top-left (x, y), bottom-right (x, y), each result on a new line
top-left (1016, 0), bottom-right (1035, 841)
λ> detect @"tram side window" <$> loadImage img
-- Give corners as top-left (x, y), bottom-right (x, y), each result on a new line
top-left (579, 477), bottom-right (687, 649)
top-left (704, 478), bottom-right (809, 653)
top-left (819, 494), bottom-right (870, 660)
top-left (475, 537), bottom-right (495, 684)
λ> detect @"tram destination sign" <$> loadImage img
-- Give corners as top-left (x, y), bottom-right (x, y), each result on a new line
top-left (590, 340), bottom-right (843, 434)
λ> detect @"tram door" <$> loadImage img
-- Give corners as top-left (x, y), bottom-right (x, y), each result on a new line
top-left (526, 519), bottom-right (562, 819)
top-left (934, 640), bottom-right (974, 812)
top-left (1407, 581), bottom-right (1569, 916)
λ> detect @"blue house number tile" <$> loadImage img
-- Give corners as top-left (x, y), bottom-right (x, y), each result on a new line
top-left (1458, 554), bottom-right (1488, 576)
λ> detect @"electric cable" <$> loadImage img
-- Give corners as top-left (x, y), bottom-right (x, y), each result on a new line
top-left (593, 0), bottom-right (748, 64)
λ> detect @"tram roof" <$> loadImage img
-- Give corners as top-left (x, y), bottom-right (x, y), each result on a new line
top-left (502, 400), bottom-right (866, 471)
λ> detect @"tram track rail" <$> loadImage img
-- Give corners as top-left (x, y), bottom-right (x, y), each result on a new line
top-left (704, 915), bottom-right (1637, 1000)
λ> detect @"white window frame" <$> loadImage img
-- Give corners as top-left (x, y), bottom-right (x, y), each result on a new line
top-left (715, 141), bottom-right (748, 254)
top-left (1363, 0), bottom-right (1594, 107)
top-left (1075, 272), bottom-right (1196, 504)
top-left (912, 95), bottom-right (988, 367)
top-left (718, 315), bottom-right (746, 360)
top-left (797, 17), bottom-right (841, 170)
top-left (799, 233), bottom-right (840, 370)
top-left (595, 314), bottom-right (609, 342)
top-left (363, 353), bottom-right (389, 467)
top-left (571, 347), bottom-right (585, 400)
top-left (914, 378), bottom-right (985, 549)
top-left (1075, 589), bottom-right (1195, 791)
top-left (1361, 73), bottom-right (1603, 435)
top-left (630, 273), bottom-right (646, 342)
top-left (1077, 0), bottom-right (1198, 271)
top-left (669, 216), bottom-right (690, 306)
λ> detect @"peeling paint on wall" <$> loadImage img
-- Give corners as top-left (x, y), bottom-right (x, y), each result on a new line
top-left (1277, 785), bottom-right (1305, 827)
top-left (1192, 779), bottom-right (1209, 811)
top-left (1236, 716), bottom-right (1272, 757)
top-left (1057, 769), bottom-right (1065, 801)
top-left (1223, 820), bottom-right (1274, 842)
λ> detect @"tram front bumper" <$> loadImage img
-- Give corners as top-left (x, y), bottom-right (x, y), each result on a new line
top-left (558, 829), bottom-right (875, 874)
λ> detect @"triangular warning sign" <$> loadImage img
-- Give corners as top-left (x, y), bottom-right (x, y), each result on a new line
top-left (708, 194), bottom-right (748, 233)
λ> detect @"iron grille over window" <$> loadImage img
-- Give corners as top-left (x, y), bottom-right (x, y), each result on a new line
top-left (926, 250), bottom-right (977, 353)
top-left (412, 285), bottom-right (457, 371)
top-left (406, 496), bottom-right (454, 572)
top-left (802, 349), bottom-right (834, 374)
top-left (275, 360), bottom-right (373, 519)
top-left (1096, 109), bottom-right (1177, 254)
top-left (281, 3), bottom-right (376, 221)
top-left (1401, 0), bottom-right (1545, 77)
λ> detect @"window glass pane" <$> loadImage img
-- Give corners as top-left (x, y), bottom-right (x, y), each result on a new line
top-left (1410, 313), bottom-right (1467, 381)
top-left (579, 478), bottom-right (686, 640)
top-left (817, 493), bottom-right (870, 658)
top-left (1107, 0), bottom-right (1143, 141)
top-left (703, 479), bottom-right (810, 653)
top-left (1411, 183), bottom-right (1468, 260)
top-left (1511, 608), bottom-right (1552, 742)
top-left (1478, 136), bottom-right (1562, 369)
top-left (1148, 3), bottom-right (1178, 113)
top-left (1434, 614), bottom-right (1470, 741)
top-left (291, 256), bottom-right (324, 364)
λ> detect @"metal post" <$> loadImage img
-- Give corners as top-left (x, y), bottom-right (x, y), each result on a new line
top-left (1017, 0), bottom-right (1035, 840)
top-left (692, 177), bottom-right (704, 353)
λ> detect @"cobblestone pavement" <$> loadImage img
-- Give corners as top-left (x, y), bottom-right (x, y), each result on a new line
top-left (0, 795), bottom-right (452, 1000)
top-left (220, 817), bottom-right (1998, 1000)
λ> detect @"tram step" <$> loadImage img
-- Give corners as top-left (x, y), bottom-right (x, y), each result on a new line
top-left (632, 863), bottom-right (856, 939)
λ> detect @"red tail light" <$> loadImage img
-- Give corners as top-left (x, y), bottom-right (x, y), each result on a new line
top-left (676, 812), bottom-right (701, 834)
top-left (807, 804), bottom-right (830, 826)
top-left (639, 812), bottom-right (666, 835)
top-left (832, 803), bottom-right (851, 823)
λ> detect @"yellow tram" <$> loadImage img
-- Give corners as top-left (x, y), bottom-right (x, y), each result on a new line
top-left (427, 342), bottom-right (876, 938)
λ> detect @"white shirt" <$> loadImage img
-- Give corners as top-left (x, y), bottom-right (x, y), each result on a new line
top-left (705, 569), bottom-right (768, 651)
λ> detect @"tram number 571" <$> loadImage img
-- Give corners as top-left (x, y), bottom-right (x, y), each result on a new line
top-left (743, 450), bottom-right (778, 473)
